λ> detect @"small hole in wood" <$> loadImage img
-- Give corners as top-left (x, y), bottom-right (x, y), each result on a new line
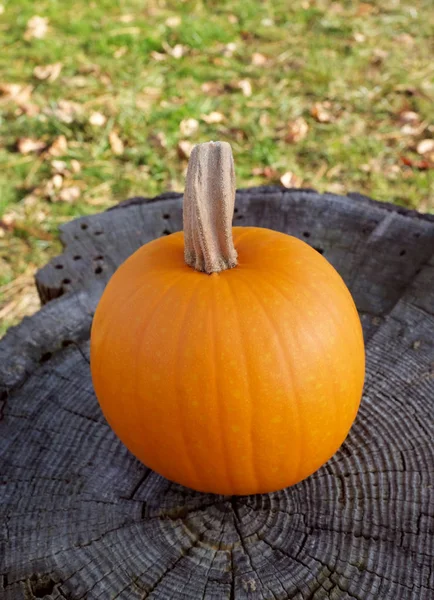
top-left (0, 390), bottom-right (8, 401)
top-left (95, 266), bottom-right (103, 274)
top-left (314, 247), bottom-right (324, 254)
top-left (62, 340), bottom-right (74, 348)
top-left (94, 255), bottom-right (104, 261)
top-left (94, 230), bottom-right (103, 236)
top-left (415, 268), bottom-right (421, 275)
top-left (62, 278), bottom-right (71, 285)
top-left (163, 213), bottom-right (170, 219)
top-left (81, 223), bottom-right (88, 230)
top-left (162, 229), bottom-right (171, 235)
top-left (234, 207), bottom-right (239, 214)
top-left (303, 231), bottom-right (310, 238)
top-left (73, 255), bottom-right (81, 261)
top-left (40, 352), bottom-right (52, 363)
top-left (235, 214), bottom-right (244, 220)
top-left (55, 264), bottom-right (63, 269)
top-left (400, 249), bottom-right (406, 256)
top-left (31, 575), bottom-right (55, 598)
top-left (414, 232), bottom-right (420, 238)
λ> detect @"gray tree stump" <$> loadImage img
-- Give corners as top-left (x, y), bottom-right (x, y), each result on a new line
top-left (1, 187), bottom-right (434, 600)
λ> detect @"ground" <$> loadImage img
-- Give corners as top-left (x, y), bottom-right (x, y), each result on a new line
top-left (0, 0), bottom-right (433, 335)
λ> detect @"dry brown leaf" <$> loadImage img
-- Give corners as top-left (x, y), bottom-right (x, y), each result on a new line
top-left (222, 43), bottom-right (237, 58)
top-left (371, 48), bottom-right (388, 65)
top-left (395, 33), bottom-right (414, 46)
top-left (252, 166), bottom-right (279, 179)
top-left (48, 135), bottom-right (68, 156)
top-left (285, 117), bottom-right (309, 143)
top-left (51, 160), bottom-right (67, 174)
top-left (179, 118), bottom-right (199, 137)
top-left (237, 79), bottom-right (252, 97)
top-left (251, 52), bottom-right (268, 66)
top-left (162, 42), bottom-right (185, 59)
top-left (109, 130), bottom-right (124, 155)
top-left (46, 99), bottom-right (82, 123)
top-left (201, 111), bottom-right (225, 124)
top-left (114, 46), bottom-right (128, 59)
top-left (165, 15), bottom-right (181, 27)
top-left (151, 51), bottom-right (167, 62)
top-left (58, 186), bottom-right (81, 203)
top-left (311, 102), bottom-right (332, 123)
top-left (149, 132), bottom-right (167, 149)
top-left (17, 137), bottom-right (46, 154)
top-left (357, 3), bottom-right (376, 16)
top-left (280, 171), bottom-right (302, 188)
top-left (119, 14), bottom-right (135, 23)
top-left (228, 14), bottom-right (238, 24)
top-left (0, 83), bottom-right (33, 104)
top-left (89, 111), bottom-right (107, 127)
top-left (417, 139), bottom-right (434, 155)
top-left (70, 159), bottom-right (81, 173)
top-left (33, 62), bottom-right (62, 82)
top-left (24, 15), bottom-right (49, 40)
top-left (177, 140), bottom-right (193, 159)
top-left (329, 2), bottom-right (344, 13)
top-left (201, 81), bottom-right (224, 96)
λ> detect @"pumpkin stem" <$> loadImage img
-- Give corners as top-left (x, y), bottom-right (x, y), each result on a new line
top-left (183, 141), bottom-right (238, 274)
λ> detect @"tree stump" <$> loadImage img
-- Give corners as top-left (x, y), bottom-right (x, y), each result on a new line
top-left (1, 187), bottom-right (434, 600)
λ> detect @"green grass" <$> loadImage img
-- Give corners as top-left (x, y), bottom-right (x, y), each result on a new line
top-left (0, 0), bottom-right (433, 332)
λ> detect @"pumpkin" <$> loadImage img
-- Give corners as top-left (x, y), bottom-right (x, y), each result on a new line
top-left (90, 141), bottom-right (365, 495)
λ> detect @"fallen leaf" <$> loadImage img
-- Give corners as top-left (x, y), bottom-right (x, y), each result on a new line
top-left (45, 99), bottom-right (82, 123)
top-left (114, 46), bottom-right (127, 59)
top-left (52, 174), bottom-right (63, 189)
top-left (201, 81), bottom-right (224, 96)
top-left (89, 111), bottom-right (107, 127)
top-left (179, 118), bottom-right (199, 137)
top-left (165, 15), bottom-right (181, 27)
top-left (222, 42), bottom-right (237, 58)
top-left (17, 137), bottom-right (46, 154)
top-left (58, 186), bottom-right (81, 202)
top-left (48, 135), bottom-right (68, 156)
top-left (109, 130), bottom-right (124, 155)
top-left (70, 159), bottom-right (81, 173)
top-left (357, 3), bottom-right (376, 16)
top-left (236, 79), bottom-right (252, 97)
top-left (401, 156), bottom-right (432, 170)
top-left (252, 166), bottom-right (279, 179)
top-left (201, 111), bottom-right (225, 124)
top-left (399, 110), bottom-right (424, 135)
top-left (119, 14), bottom-right (134, 23)
top-left (51, 160), bottom-right (67, 174)
top-left (280, 171), bottom-right (302, 188)
top-left (417, 139), bottom-right (434, 155)
top-left (371, 48), bottom-right (388, 65)
top-left (228, 14), bottom-right (238, 24)
top-left (63, 75), bottom-right (88, 88)
top-left (251, 52), bottom-right (268, 66)
top-left (151, 51), bottom-right (167, 62)
top-left (311, 102), bottom-right (332, 123)
top-left (0, 83), bottom-right (33, 104)
top-left (162, 42), bottom-right (185, 59)
top-left (177, 140), bottom-right (193, 159)
top-left (353, 32), bottom-right (366, 43)
top-left (24, 15), bottom-right (49, 40)
top-left (395, 33), bottom-right (414, 46)
top-left (33, 62), bottom-right (62, 81)
top-left (329, 2), bottom-right (344, 13)
top-left (259, 113), bottom-right (270, 128)
top-left (149, 132), bottom-right (167, 149)
top-left (285, 117), bottom-right (309, 143)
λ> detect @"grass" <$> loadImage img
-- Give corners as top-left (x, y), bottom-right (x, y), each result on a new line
top-left (0, 0), bottom-right (433, 334)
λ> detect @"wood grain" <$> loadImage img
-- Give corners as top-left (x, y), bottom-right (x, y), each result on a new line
top-left (1, 187), bottom-right (433, 599)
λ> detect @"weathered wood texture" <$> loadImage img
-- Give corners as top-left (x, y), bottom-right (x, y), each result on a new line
top-left (1, 187), bottom-right (434, 600)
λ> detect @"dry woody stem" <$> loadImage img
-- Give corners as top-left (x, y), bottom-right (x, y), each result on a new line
top-left (183, 141), bottom-right (238, 274)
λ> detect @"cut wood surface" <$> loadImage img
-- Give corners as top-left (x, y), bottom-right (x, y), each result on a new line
top-left (1, 187), bottom-right (433, 599)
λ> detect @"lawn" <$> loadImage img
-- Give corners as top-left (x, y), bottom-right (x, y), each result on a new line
top-left (0, 0), bottom-right (433, 334)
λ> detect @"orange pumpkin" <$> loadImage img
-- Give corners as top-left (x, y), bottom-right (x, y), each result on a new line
top-left (91, 141), bottom-right (365, 495)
